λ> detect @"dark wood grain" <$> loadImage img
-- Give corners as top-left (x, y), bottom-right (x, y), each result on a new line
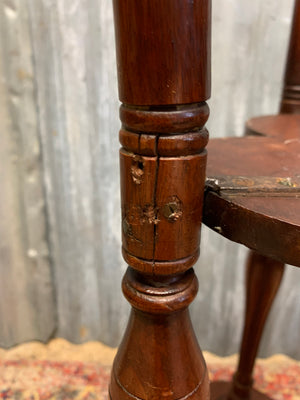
top-left (110, 269), bottom-right (209, 400)
top-left (110, 1), bottom-right (211, 399)
top-left (245, 114), bottom-right (300, 139)
top-left (204, 135), bottom-right (300, 267)
top-left (113, 0), bottom-right (211, 105)
top-left (211, 253), bottom-right (284, 400)
top-left (120, 107), bottom-right (208, 274)
top-left (229, 252), bottom-right (284, 399)
top-left (281, 0), bottom-right (300, 113)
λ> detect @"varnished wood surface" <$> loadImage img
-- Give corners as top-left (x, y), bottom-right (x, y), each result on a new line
top-left (110, 269), bottom-right (209, 400)
top-left (111, 0), bottom-right (211, 399)
top-left (211, 253), bottom-right (284, 400)
top-left (204, 134), bottom-right (300, 266)
top-left (113, 0), bottom-right (211, 105)
top-left (205, 13), bottom-right (300, 267)
top-left (245, 114), bottom-right (300, 139)
top-left (120, 104), bottom-right (208, 275)
top-left (228, 252), bottom-right (284, 399)
top-left (1, 0), bottom-right (299, 357)
top-left (210, 3), bottom-right (300, 398)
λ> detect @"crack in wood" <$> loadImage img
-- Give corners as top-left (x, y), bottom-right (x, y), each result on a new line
top-left (152, 135), bottom-right (160, 274)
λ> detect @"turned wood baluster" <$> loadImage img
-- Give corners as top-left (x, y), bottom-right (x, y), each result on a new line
top-left (226, 253), bottom-right (284, 400)
top-left (110, 1), bottom-right (211, 399)
top-left (211, 252), bottom-right (285, 400)
top-left (281, 0), bottom-right (300, 113)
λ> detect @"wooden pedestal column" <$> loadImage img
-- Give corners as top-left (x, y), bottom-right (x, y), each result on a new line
top-left (281, 0), bottom-right (300, 113)
top-left (211, 252), bottom-right (284, 400)
top-left (110, 1), bottom-right (211, 399)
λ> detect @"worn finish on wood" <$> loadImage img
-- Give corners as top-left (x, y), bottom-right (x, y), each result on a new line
top-left (120, 120), bottom-right (207, 274)
top-left (196, 0), bottom-right (300, 361)
top-left (110, 1), bottom-right (211, 399)
top-left (0, 0), bottom-right (55, 347)
top-left (32, 0), bottom-right (298, 357)
top-left (1, 0), bottom-right (299, 356)
top-left (223, 4), bottom-right (300, 396)
top-left (204, 135), bottom-right (300, 267)
top-left (206, 174), bottom-right (300, 196)
top-left (207, 117), bottom-right (300, 400)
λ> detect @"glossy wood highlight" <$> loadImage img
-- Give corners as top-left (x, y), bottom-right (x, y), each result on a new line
top-left (281, 0), bottom-right (300, 113)
top-left (110, 1), bottom-right (211, 399)
top-left (113, 0), bottom-right (211, 105)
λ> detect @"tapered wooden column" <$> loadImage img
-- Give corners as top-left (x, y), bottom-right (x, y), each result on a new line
top-left (110, 1), bottom-right (211, 399)
top-left (211, 253), bottom-right (284, 400)
top-left (220, 250), bottom-right (284, 400)
top-left (281, 0), bottom-right (300, 113)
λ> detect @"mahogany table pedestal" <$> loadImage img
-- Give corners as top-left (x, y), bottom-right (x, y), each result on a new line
top-left (211, 251), bottom-right (284, 400)
top-left (109, 1), bottom-right (212, 399)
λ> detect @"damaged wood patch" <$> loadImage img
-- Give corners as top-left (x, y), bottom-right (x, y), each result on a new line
top-left (162, 196), bottom-right (183, 222)
top-left (122, 196), bottom-right (183, 243)
top-left (143, 204), bottom-right (160, 225)
top-left (131, 155), bottom-right (144, 184)
top-left (206, 175), bottom-right (300, 197)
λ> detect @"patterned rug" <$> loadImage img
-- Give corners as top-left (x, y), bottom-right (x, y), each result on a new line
top-left (0, 339), bottom-right (299, 399)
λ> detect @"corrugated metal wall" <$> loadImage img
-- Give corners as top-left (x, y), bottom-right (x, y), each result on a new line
top-left (0, 0), bottom-right (299, 357)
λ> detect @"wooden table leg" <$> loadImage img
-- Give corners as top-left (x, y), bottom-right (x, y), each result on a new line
top-left (280, 0), bottom-right (300, 114)
top-left (109, 1), bottom-right (211, 399)
top-left (211, 251), bottom-right (285, 400)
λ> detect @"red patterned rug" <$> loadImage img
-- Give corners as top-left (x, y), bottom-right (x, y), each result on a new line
top-left (0, 339), bottom-right (299, 399)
